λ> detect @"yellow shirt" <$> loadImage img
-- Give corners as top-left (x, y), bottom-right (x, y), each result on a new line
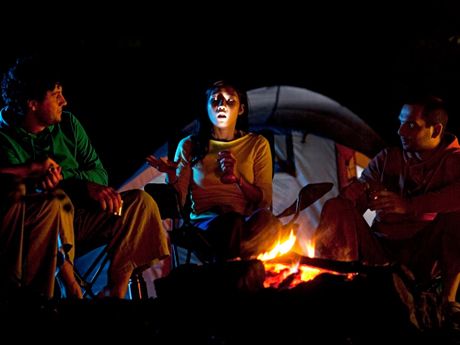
top-left (173, 133), bottom-right (272, 220)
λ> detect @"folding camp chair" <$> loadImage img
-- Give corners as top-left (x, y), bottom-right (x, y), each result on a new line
top-left (144, 183), bottom-right (215, 268)
top-left (144, 182), bottom-right (334, 268)
top-left (58, 242), bottom-right (147, 300)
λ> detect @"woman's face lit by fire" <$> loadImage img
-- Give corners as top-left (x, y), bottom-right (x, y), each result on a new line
top-left (207, 86), bottom-right (244, 131)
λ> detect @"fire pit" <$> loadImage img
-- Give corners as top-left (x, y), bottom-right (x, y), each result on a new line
top-left (256, 231), bottom-right (357, 289)
top-left (152, 255), bottom-right (412, 345)
top-left (155, 229), bottom-right (364, 298)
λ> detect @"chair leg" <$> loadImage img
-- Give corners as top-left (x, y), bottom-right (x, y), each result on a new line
top-left (185, 248), bottom-right (192, 265)
top-left (170, 243), bottom-right (180, 269)
top-left (128, 272), bottom-right (148, 300)
top-left (76, 250), bottom-right (111, 299)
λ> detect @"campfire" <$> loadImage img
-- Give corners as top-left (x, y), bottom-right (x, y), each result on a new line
top-left (155, 183), bottom-right (358, 298)
top-left (257, 230), bottom-right (356, 289)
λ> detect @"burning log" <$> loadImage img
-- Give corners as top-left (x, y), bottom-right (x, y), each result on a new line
top-left (298, 255), bottom-right (395, 274)
top-left (154, 259), bottom-right (266, 299)
top-left (266, 251), bottom-right (394, 274)
top-left (277, 271), bottom-right (300, 289)
top-left (261, 249), bottom-right (396, 289)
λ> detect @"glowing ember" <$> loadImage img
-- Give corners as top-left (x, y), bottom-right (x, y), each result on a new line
top-left (258, 235), bottom-right (346, 288)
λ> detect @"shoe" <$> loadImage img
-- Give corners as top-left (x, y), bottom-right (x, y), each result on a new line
top-left (96, 286), bottom-right (113, 299)
top-left (444, 301), bottom-right (460, 333)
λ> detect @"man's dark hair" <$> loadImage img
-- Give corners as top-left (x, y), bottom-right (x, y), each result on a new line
top-left (1, 55), bottom-right (61, 117)
top-left (407, 95), bottom-right (449, 133)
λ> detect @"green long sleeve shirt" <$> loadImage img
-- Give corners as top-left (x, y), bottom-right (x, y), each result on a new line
top-left (0, 109), bottom-right (108, 186)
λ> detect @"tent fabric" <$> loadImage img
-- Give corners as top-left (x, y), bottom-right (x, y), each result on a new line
top-left (248, 85), bottom-right (385, 157)
top-left (272, 132), bottom-right (340, 255)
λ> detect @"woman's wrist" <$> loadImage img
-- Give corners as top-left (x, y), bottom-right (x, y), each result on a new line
top-left (166, 172), bottom-right (178, 184)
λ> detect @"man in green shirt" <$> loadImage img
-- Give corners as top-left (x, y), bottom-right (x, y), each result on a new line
top-left (0, 56), bottom-right (169, 298)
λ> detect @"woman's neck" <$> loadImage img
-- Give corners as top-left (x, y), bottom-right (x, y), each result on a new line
top-left (211, 128), bottom-right (237, 141)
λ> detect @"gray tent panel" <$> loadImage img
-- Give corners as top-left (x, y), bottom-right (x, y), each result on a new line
top-left (248, 85), bottom-right (385, 157)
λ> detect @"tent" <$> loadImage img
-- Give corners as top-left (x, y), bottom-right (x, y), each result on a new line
top-left (118, 85), bottom-right (386, 294)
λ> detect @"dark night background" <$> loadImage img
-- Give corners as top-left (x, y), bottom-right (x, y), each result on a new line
top-left (1, 4), bottom-right (460, 342)
top-left (2, 2), bottom-right (460, 187)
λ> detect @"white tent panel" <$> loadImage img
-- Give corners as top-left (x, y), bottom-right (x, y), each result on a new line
top-left (272, 132), bottom-right (339, 256)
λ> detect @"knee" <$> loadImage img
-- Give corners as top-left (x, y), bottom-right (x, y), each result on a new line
top-left (122, 189), bottom-right (160, 213)
top-left (252, 208), bottom-right (273, 219)
top-left (224, 211), bottom-right (244, 221)
top-left (47, 189), bottom-right (74, 215)
top-left (322, 197), bottom-right (353, 213)
top-left (218, 212), bottom-right (245, 227)
top-left (249, 208), bottom-right (279, 227)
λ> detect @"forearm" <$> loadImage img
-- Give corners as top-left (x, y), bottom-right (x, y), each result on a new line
top-left (408, 183), bottom-right (460, 214)
top-left (0, 165), bottom-right (31, 179)
top-left (236, 176), bottom-right (263, 205)
top-left (0, 161), bottom-right (47, 179)
top-left (339, 180), bottom-right (369, 214)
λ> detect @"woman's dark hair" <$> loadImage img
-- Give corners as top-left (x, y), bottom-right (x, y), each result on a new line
top-left (1, 55), bottom-right (61, 117)
top-left (190, 80), bottom-right (249, 166)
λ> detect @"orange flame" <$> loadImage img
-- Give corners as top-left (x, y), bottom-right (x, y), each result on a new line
top-left (257, 230), bottom-right (296, 261)
top-left (259, 233), bottom-right (348, 288)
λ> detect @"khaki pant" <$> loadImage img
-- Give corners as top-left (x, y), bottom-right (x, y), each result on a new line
top-left (314, 197), bottom-right (460, 288)
top-left (0, 188), bottom-right (74, 298)
top-left (1, 188), bottom-right (169, 298)
top-left (74, 189), bottom-right (170, 287)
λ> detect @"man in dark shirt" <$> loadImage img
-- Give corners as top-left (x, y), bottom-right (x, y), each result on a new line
top-left (314, 96), bottom-right (460, 330)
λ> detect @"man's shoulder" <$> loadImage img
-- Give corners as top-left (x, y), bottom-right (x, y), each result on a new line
top-left (443, 133), bottom-right (460, 153)
top-left (368, 147), bottom-right (404, 171)
top-left (443, 144), bottom-right (460, 163)
top-left (61, 111), bottom-right (76, 122)
top-left (58, 111), bottom-right (83, 130)
top-left (374, 146), bottom-right (402, 159)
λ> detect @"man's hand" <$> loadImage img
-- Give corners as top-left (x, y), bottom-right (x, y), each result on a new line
top-left (39, 164), bottom-right (63, 190)
top-left (340, 179), bottom-right (366, 202)
top-left (369, 190), bottom-right (409, 215)
top-left (86, 182), bottom-right (122, 214)
top-left (31, 158), bottom-right (63, 190)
